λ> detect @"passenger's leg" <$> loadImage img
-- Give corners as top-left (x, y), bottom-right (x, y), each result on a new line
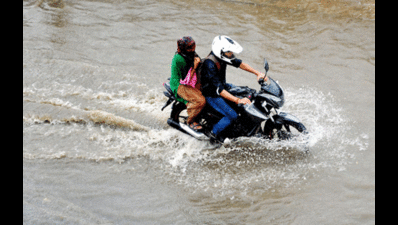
top-left (177, 85), bottom-right (206, 124)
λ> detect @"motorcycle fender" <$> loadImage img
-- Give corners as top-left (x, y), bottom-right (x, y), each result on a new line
top-left (273, 112), bottom-right (301, 125)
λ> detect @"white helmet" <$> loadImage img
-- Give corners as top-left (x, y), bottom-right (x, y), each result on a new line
top-left (212, 35), bottom-right (243, 64)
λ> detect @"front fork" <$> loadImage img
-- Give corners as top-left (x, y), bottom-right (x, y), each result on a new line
top-left (263, 112), bottom-right (301, 139)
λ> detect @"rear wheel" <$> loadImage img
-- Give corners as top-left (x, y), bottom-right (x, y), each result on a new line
top-left (171, 102), bottom-right (187, 123)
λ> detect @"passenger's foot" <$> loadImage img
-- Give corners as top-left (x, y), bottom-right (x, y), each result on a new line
top-left (189, 122), bottom-right (203, 131)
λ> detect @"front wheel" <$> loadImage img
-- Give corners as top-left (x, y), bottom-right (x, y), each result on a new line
top-left (263, 117), bottom-right (307, 140)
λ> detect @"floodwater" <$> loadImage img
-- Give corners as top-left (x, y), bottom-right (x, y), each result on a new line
top-left (23, 0), bottom-right (375, 224)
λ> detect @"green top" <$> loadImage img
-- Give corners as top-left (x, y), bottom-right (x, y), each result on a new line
top-left (170, 53), bottom-right (188, 104)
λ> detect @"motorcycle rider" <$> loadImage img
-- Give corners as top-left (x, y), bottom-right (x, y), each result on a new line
top-left (201, 35), bottom-right (267, 143)
top-left (170, 36), bottom-right (206, 131)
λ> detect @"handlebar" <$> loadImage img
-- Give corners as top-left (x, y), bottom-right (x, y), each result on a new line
top-left (258, 74), bottom-right (268, 85)
top-left (258, 66), bottom-right (268, 85)
top-left (258, 77), bottom-right (265, 85)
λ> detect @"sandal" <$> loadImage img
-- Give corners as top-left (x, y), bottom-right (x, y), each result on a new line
top-left (189, 122), bottom-right (203, 131)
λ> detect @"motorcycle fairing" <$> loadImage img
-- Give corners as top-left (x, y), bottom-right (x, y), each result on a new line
top-left (242, 103), bottom-right (269, 123)
top-left (256, 93), bottom-right (284, 109)
top-left (260, 77), bottom-right (285, 107)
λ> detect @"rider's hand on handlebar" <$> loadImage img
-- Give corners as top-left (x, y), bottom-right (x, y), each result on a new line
top-left (256, 72), bottom-right (267, 82)
top-left (238, 97), bottom-right (251, 105)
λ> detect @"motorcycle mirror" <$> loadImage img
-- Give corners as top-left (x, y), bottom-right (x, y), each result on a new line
top-left (264, 58), bottom-right (269, 72)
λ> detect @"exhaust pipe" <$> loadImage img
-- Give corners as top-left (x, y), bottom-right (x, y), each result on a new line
top-left (167, 118), bottom-right (209, 141)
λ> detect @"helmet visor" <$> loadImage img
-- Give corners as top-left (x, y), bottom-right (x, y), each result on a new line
top-left (221, 51), bottom-right (235, 59)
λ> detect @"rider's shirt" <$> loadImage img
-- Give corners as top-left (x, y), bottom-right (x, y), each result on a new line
top-left (201, 52), bottom-right (242, 97)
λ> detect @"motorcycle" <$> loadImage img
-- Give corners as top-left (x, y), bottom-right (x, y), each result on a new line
top-left (161, 58), bottom-right (307, 144)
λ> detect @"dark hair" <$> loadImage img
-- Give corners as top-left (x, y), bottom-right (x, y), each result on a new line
top-left (177, 36), bottom-right (195, 54)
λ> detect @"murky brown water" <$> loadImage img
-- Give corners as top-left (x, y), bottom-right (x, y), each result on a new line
top-left (23, 0), bottom-right (375, 224)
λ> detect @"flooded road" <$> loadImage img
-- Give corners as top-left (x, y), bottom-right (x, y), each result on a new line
top-left (23, 0), bottom-right (375, 224)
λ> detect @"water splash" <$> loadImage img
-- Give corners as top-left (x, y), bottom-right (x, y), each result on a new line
top-left (23, 84), bottom-right (369, 198)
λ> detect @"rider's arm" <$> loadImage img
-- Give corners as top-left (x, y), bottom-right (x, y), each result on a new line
top-left (220, 90), bottom-right (251, 105)
top-left (219, 90), bottom-right (239, 104)
top-left (239, 62), bottom-right (267, 81)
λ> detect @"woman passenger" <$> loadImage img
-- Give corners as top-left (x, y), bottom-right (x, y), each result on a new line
top-left (169, 36), bottom-right (206, 131)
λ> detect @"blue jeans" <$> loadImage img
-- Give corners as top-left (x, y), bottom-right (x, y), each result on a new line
top-left (205, 96), bottom-right (238, 135)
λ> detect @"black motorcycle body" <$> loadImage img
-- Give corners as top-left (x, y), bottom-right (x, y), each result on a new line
top-left (161, 59), bottom-right (307, 142)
